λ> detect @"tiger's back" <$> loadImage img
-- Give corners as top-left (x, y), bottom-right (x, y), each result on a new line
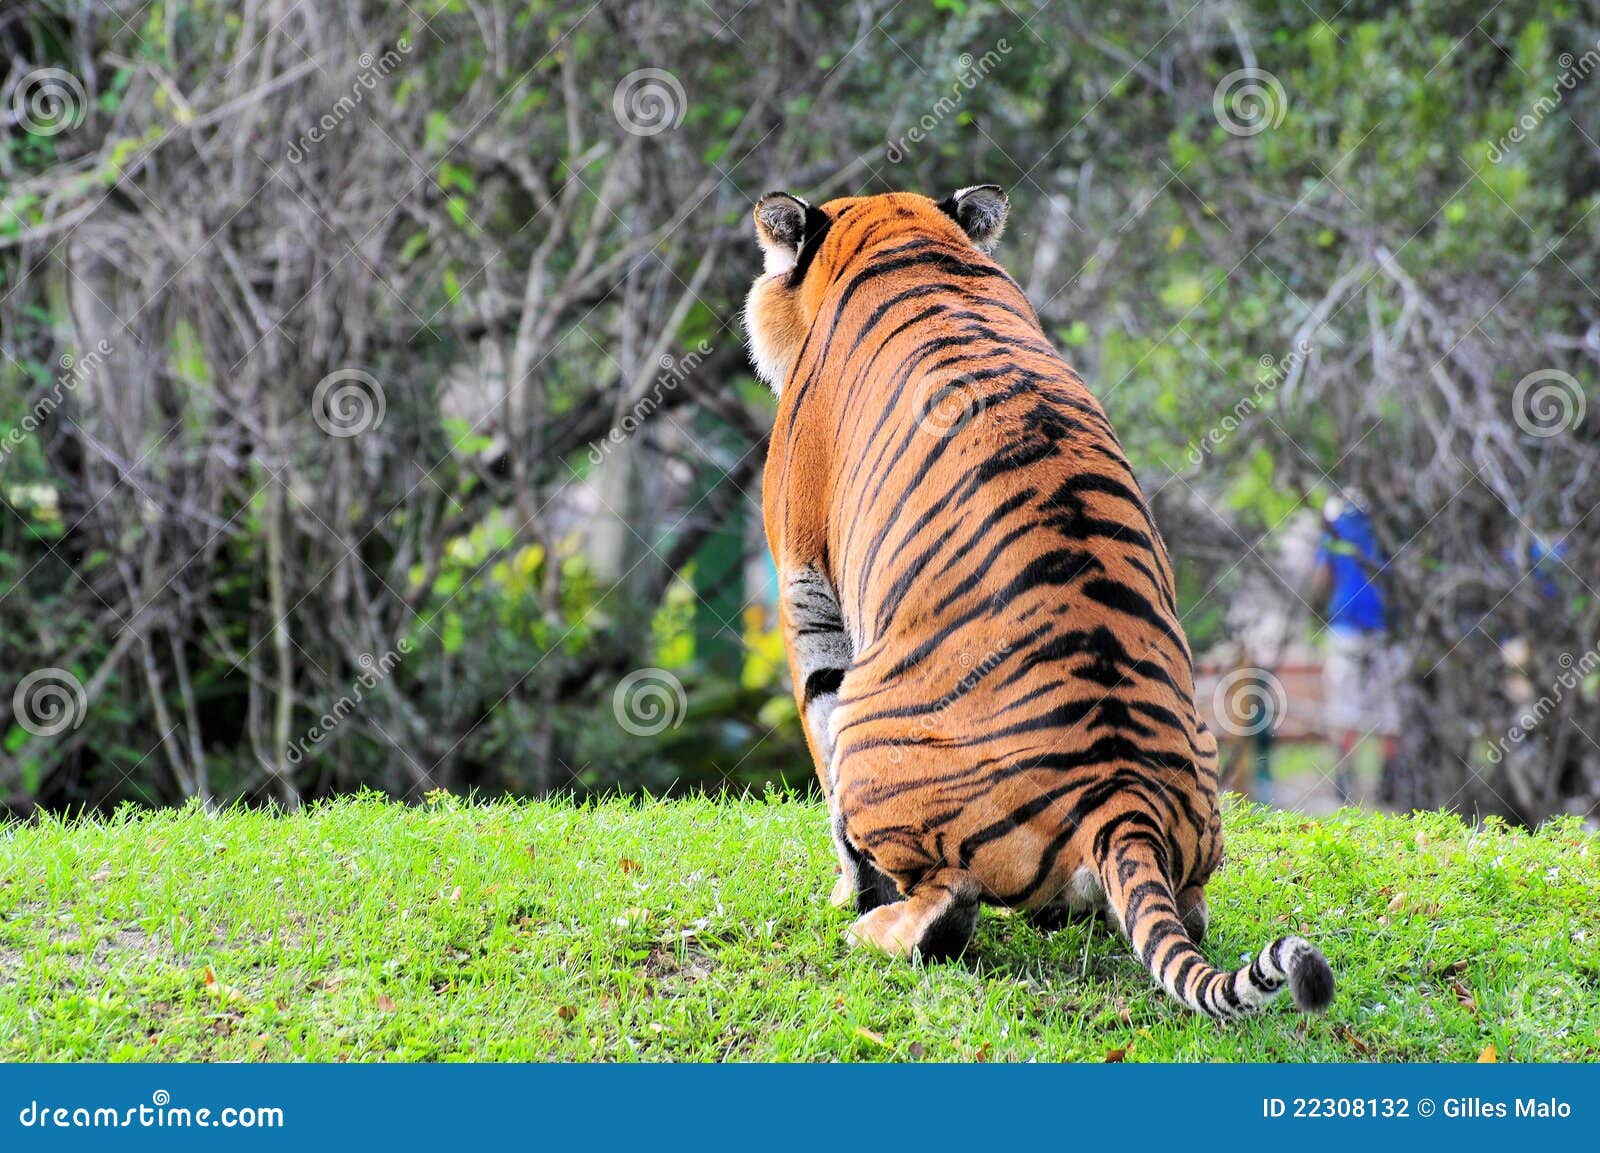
top-left (749, 187), bottom-right (1331, 1019)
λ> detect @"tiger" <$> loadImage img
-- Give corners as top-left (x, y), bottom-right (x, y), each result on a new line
top-left (744, 184), bottom-right (1333, 1020)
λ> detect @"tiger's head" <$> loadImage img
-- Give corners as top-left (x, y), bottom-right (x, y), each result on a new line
top-left (742, 185), bottom-right (1009, 394)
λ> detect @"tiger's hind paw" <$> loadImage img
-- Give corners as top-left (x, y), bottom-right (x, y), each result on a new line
top-left (845, 902), bottom-right (918, 957)
top-left (843, 868), bottom-right (979, 961)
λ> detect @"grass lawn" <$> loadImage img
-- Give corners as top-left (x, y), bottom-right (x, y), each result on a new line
top-left (1, 793), bottom-right (1595, 1062)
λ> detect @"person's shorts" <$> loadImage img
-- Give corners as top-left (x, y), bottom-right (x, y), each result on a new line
top-left (1323, 630), bottom-right (1403, 736)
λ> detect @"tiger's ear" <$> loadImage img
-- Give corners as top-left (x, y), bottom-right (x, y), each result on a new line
top-left (753, 192), bottom-right (818, 274)
top-left (938, 184), bottom-right (1008, 253)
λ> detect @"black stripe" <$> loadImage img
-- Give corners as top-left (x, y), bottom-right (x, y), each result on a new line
top-left (802, 667), bottom-right (845, 705)
top-left (784, 204), bottom-right (835, 288)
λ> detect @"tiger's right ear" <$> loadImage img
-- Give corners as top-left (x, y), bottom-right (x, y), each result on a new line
top-left (753, 192), bottom-right (824, 275)
top-left (938, 184), bottom-right (1008, 253)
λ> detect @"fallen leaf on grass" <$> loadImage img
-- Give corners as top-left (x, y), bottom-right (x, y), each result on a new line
top-left (201, 966), bottom-right (246, 1003)
top-left (557, 1005), bottom-right (577, 1021)
top-left (908, 1042), bottom-right (926, 1059)
top-left (376, 994), bottom-right (397, 1013)
top-left (1386, 892), bottom-right (1408, 914)
top-left (619, 857), bottom-right (641, 874)
top-left (1451, 981), bottom-right (1478, 1013)
top-left (854, 1027), bottom-right (887, 1047)
top-left (1103, 1047), bottom-right (1127, 1063)
top-left (90, 866), bottom-right (112, 883)
top-left (1478, 1043), bottom-right (1497, 1063)
top-left (1338, 1026), bottom-right (1371, 1056)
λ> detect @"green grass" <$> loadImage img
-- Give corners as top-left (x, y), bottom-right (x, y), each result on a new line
top-left (1, 794), bottom-right (1596, 1062)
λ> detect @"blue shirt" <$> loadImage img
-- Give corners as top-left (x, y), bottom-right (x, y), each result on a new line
top-left (1316, 508), bottom-right (1387, 634)
top-left (1516, 534), bottom-right (1568, 598)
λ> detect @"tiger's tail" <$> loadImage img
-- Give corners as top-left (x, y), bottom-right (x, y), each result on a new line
top-left (1096, 823), bottom-right (1333, 1020)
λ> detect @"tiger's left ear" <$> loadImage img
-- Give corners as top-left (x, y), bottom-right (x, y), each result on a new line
top-left (938, 184), bottom-right (1008, 253)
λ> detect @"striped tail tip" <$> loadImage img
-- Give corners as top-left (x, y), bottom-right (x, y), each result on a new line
top-left (1097, 830), bottom-right (1333, 1021)
top-left (1247, 935), bottom-right (1334, 1015)
top-left (1282, 936), bottom-right (1335, 1012)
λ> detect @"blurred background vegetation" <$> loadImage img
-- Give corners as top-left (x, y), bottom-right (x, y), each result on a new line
top-left (2, 0), bottom-right (1597, 823)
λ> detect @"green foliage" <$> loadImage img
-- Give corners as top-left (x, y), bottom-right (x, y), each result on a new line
top-left (3, 0), bottom-right (1595, 817)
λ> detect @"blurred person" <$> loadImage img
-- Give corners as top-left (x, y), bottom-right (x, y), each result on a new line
top-left (1311, 491), bottom-right (1404, 804)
